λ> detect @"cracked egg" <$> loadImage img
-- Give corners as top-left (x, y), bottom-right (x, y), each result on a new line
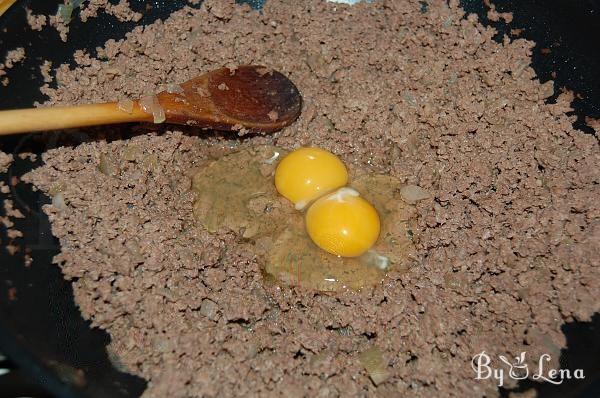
top-left (192, 145), bottom-right (416, 291)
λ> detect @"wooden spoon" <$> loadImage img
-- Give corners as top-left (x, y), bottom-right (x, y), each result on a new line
top-left (0, 0), bottom-right (17, 17)
top-left (0, 65), bottom-right (302, 135)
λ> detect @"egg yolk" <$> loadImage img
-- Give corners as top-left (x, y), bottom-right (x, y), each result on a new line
top-left (275, 147), bottom-right (348, 210)
top-left (305, 188), bottom-right (381, 257)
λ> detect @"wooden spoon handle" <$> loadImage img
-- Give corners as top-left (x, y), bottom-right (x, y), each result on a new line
top-left (0, 0), bottom-right (17, 17)
top-left (0, 102), bottom-right (153, 135)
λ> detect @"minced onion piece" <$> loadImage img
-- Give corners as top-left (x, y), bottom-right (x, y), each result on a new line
top-left (117, 98), bottom-right (134, 114)
top-left (52, 192), bottom-right (67, 211)
top-left (166, 83), bottom-right (184, 94)
top-left (139, 95), bottom-right (166, 124)
top-left (71, 0), bottom-right (86, 8)
top-left (56, 1), bottom-right (87, 24)
top-left (98, 153), bottom-right (119, 176)
top-left (200, 299), bottom-right (218, 321)
top-left (196, 87), bottom-right (209, 97)
top-left (362, 250), bottom-right (390, 270)
top-left (264, 151), bottom-right (280, 164)
top-left (57, 4), bottom-right (73, 22)
top-left (400, 185), bottom-right (430, 203)
top-left (359, 346), bottom-right (390, 385)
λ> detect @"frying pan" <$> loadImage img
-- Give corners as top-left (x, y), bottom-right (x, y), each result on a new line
top-left (0, 1), bottom-right (598, 397)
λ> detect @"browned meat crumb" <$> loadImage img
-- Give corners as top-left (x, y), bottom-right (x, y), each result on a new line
top-left (585, 117), bottom-right (600, 133)
top-left (48, 0), bottom-right (142, 42)
top-left (0, 47), bottom-right (25, 85)
top-left (48, 14), bottom-right (69, 42)
top-left (510, 28), bottom-right (523, 36)
top-left (26, 8), bottom-right (47, 31)
top-left (105, 0), bottom-right (143, 22)
top-left (226, 65), bottom-right (238, 75)
top-left (1, 198), bottom-right (25, 248)
top-left (24, 0), bottom-right (600, 397)
top-left (5, 243), bottom-right (19, 255)
top-left (79, 0), bottom-right (106, 21)
top-left (501, 11), bottom-right (513, 23)
top-left (256, 66), bottom-right (274, 76)
top-left (7, 287), bottom-right (17, 301)
top-left (80, 0), bottom-right (142, 23)
top-left (40, 60), bottom-right (53, 83)
top-left (230, 123), bottom-right (250, 136)
top-left (4, 199), bottom-right (25, 219)
top-left (18, 152), bottom-right (38, 161)
top-left (487, 8), bottom-right (500, 21)
top-left (2, 47), bottom-right (25, 68)
top-left (484, 0), bottom-right (513, 23)
top-left (0, 215), bottom-right (14, 228)
top-left (7, 229), bottom-right (23, 239)
top-left (0, 151), bottom-right (13, 173)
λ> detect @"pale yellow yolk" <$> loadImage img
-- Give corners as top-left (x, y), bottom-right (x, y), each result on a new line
top-left (305, 188), bottom-right (381, 257)
top-left (275, 147), bottom-right (348, 210)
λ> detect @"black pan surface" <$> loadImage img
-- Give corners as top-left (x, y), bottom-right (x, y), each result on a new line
top-left (0, 1), bottom-right (598, 397)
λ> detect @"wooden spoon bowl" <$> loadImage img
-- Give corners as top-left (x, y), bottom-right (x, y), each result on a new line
top-left (161, 65), bottom-right (302, 132)
top-left (0, 65), bottom-right (302, 135)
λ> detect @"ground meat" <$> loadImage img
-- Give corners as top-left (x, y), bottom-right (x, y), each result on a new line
top-left (1, 48), bottom-right (24, 69)
top-left (18, 152), bottom-right (38, 161)
top-left (22, 0), bottom-right (600, 397)
top-left (0, 151), bottom-right (13, 173)
top-left (484, 0), bottom-right (514, 23)
top-left (40, 60), bottom-right (53, 83)
top-left (46, 0), bottom-right (142, 42)
top-left (3, 199), bottom-right (24, 219)
top-left (105, 0), bottom-right (143, 22)
top-left (48, 14), bottom-right (69, 42)
top-left (0, 47), bottom-right (25, 85)
top-left (79, 0), bottom-right (142, 23)
top-left (26, 8), bottom-right (47, 31)
top-left (1, 197), bottom-right (25, 255)
top-left (586, 117), bottom-right (600, 133)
